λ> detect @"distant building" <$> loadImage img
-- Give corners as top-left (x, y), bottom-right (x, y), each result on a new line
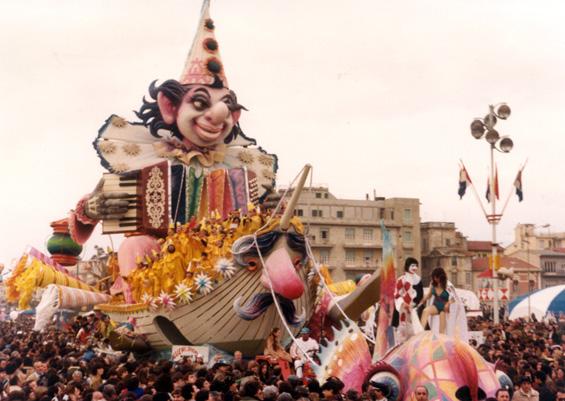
top-left (467, 241), bottom-right (504, 260)
top-left (504, 223), bottom-right (565, 288)
top-left (420, 222), bottom-right (473, 290)
top-left (472, 255), bottom-right (540, 299)
top-left (283, 186), bottom-right (421, 281)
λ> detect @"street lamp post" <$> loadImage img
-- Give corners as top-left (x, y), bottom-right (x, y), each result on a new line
top-left (470, 103), bottom-right (513, 325)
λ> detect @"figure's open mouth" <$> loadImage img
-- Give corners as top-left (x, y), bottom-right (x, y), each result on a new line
top-left (194, 121), bottom-right (225, 142)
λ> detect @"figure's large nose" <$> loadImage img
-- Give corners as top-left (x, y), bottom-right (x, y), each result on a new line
top-left (205, 102), bottom-right (229, 125)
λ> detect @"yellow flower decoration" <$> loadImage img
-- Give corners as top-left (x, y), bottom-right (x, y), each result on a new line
top-left (110, 115), bottom-right (127, 128)
top-left (111, 162), bottom-right (130, 173)
top-left (238, 150), bottom-right (254, 164)
top-left (99, 141), bottom-right (117, 155)
top-left (122, 143), bottom-right (141, 157)
top-left (262, 168), bottom-right (276, 180)
top-left (258, 154), bottom-right (273, 167)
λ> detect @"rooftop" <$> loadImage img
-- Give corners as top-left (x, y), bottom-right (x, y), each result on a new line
top-left (471, 256), bottom-right (539, 272)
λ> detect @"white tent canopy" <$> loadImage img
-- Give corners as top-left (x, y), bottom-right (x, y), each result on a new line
top-left (509, 285), bottom-right (565, 321)
top-left (454, 288), bottom-right (481, 311)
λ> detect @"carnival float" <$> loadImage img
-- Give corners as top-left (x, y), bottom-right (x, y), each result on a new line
top-left (5, 1), bottom-right (513, 399)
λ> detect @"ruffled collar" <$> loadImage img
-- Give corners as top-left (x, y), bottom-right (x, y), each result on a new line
top-left (153, 138), bottom-right (227, 167)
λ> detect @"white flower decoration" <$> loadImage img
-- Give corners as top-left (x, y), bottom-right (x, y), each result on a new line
top-left (215, 258), bottom-right (236, 279)
top-left (141, 293), bottom-right (153, 305)
top-left (174, 283), bottom-right (193, 304)
top-left (158, 291), bottom-right (176, 312)
top-left (195, 273), bottom-right (214, 295)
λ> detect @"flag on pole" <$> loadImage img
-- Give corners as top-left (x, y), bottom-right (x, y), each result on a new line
top-left (458, 165), bottom-right (472, 199)
top-left (486, 167), bottom-right (500, 203)
top-left (514, 170), bottom-right (523, 202)
top-left (373, 221), bottom-right (396, 361)
top-left (486, 177), bottom-right (490, 202)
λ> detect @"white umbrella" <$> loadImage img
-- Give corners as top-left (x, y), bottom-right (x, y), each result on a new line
top-left (508, 285), bottom-right (565, 321)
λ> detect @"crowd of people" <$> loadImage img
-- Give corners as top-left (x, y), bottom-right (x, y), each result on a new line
top-left (468, 316), bottom-right (564, 401)
top-left (0, 309), bottom-right (563, 401)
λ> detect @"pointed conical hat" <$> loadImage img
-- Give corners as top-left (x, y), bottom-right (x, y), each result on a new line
top-left (179, 0), bottom-right (228, 88)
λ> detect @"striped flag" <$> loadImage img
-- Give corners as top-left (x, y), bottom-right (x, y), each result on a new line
top-left (486, 166), bottom-right (500, 202)
top-left (514, 170), bottom-right (523, 202)
top-left (458, 165), bottom-right (472, 199)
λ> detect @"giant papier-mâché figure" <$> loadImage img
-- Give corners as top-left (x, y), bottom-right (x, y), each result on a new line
top-left (68, 1), bottom-right (278, 298)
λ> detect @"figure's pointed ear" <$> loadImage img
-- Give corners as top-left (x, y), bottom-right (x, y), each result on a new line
top-left (231, 109), bottom-right (241, 125)
top-left (157, 92), bottom-right (178, 125)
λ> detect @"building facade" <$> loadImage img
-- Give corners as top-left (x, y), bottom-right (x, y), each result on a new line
top-left (420, 222), bottom-right (473, 289)
top-left (285, 187), bottom-right (421, 281)
top-left (504, 223), bottom-right (565, 288)
top-left (471, 256), bottom-right (540, 299)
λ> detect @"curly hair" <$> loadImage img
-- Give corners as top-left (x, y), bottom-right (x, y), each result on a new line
top-left (431, 267), bottom-right (447, 289)
top-left (134, 79), bottom-right (245, 143)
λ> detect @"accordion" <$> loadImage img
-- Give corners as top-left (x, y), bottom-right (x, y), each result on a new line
top-left (101, 162), bottom-right (169, 237)
top-left (102, 161), bottom-right (259, 236)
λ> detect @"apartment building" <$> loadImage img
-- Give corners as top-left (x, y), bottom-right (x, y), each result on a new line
top-left (284, 187), bottom-right (420, 281)
top-left (504, 223), bottom-right (565, 288)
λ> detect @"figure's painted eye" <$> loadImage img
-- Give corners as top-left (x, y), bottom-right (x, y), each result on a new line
top-left (293, 256), bottom-right (302, 269)
top-left (368, 371), bottom-right (402, 401)
top-left (192, 97), bottom-right (209, 111)
top-left (495, 370), bottom-right (514, 394)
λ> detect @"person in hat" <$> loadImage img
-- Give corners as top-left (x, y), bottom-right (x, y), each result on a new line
top-left (68, 0), bottom-right (279, 300)
top-left (512, 377), bottom-right (539, 401)
top-left (290, 327), bottom-right (319, 379)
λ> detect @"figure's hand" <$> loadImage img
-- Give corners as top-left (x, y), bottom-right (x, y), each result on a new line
top-left (84, 178), bottom-right (131, 220)
top-left (260, 184), bottom-right (284, 211)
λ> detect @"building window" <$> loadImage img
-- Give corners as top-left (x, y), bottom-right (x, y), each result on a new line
top-left (451, 271), bottom-right (458, 285)
top-left (451, 256), bottom-right (457, 267)
top-left (379, 208), bottom-right (385, 219)
top-left (345, 227), bottom-right (355, 240)
top-left (446, 238), bottom-right (451, 246)
top-left (324, 193), bottom-right (329, 199)
top-left (466, 272), bottom-right (472, 285)
top-left (320, 228), bottom-right (329, 241)
top-left (311, 209), bottom-right (323, 217)
top-left (345, 250), bottom-right (356, 263)
top-left (403, 208), bottom-right (412, 222)
top-left (319, 249), bottom-right (330, 264)
top-left (315, 192), bottom-right (322, 199)
top-left (390, 210), bottom-right (395, 220)
top-left (294, 209), bottom-right (303, 217)
top-left (404, 230), bottom-right (412, 242)
top-left (363, 228), bottom-right (374, 241)
top-left (336, 210), bottom-right (344, 218)
top-left (364, 250), bottom-right (373, 265)
top-left (543, 261), bottom-right (556, 273)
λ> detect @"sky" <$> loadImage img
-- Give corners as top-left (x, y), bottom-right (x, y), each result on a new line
top-left (1, 0), bottom-right (565, 268)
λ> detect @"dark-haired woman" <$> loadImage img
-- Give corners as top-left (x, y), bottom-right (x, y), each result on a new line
top-left (264, 328), bottom-right (292, 363)
top-left (418, 267), bottom-right (450, 334)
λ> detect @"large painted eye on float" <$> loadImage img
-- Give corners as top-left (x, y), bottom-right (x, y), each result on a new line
top-left (365, 362), bottom-right (402, 401)
top-left (495, 370), bottom-right (514, 395)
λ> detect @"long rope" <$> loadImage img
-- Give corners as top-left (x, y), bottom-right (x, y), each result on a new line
top-left (231, 165), bottom-right (319, 365)
top-left (304, 236), bottom-right (376, 345)
top-left (300, 165), bottom-right (376, 344)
